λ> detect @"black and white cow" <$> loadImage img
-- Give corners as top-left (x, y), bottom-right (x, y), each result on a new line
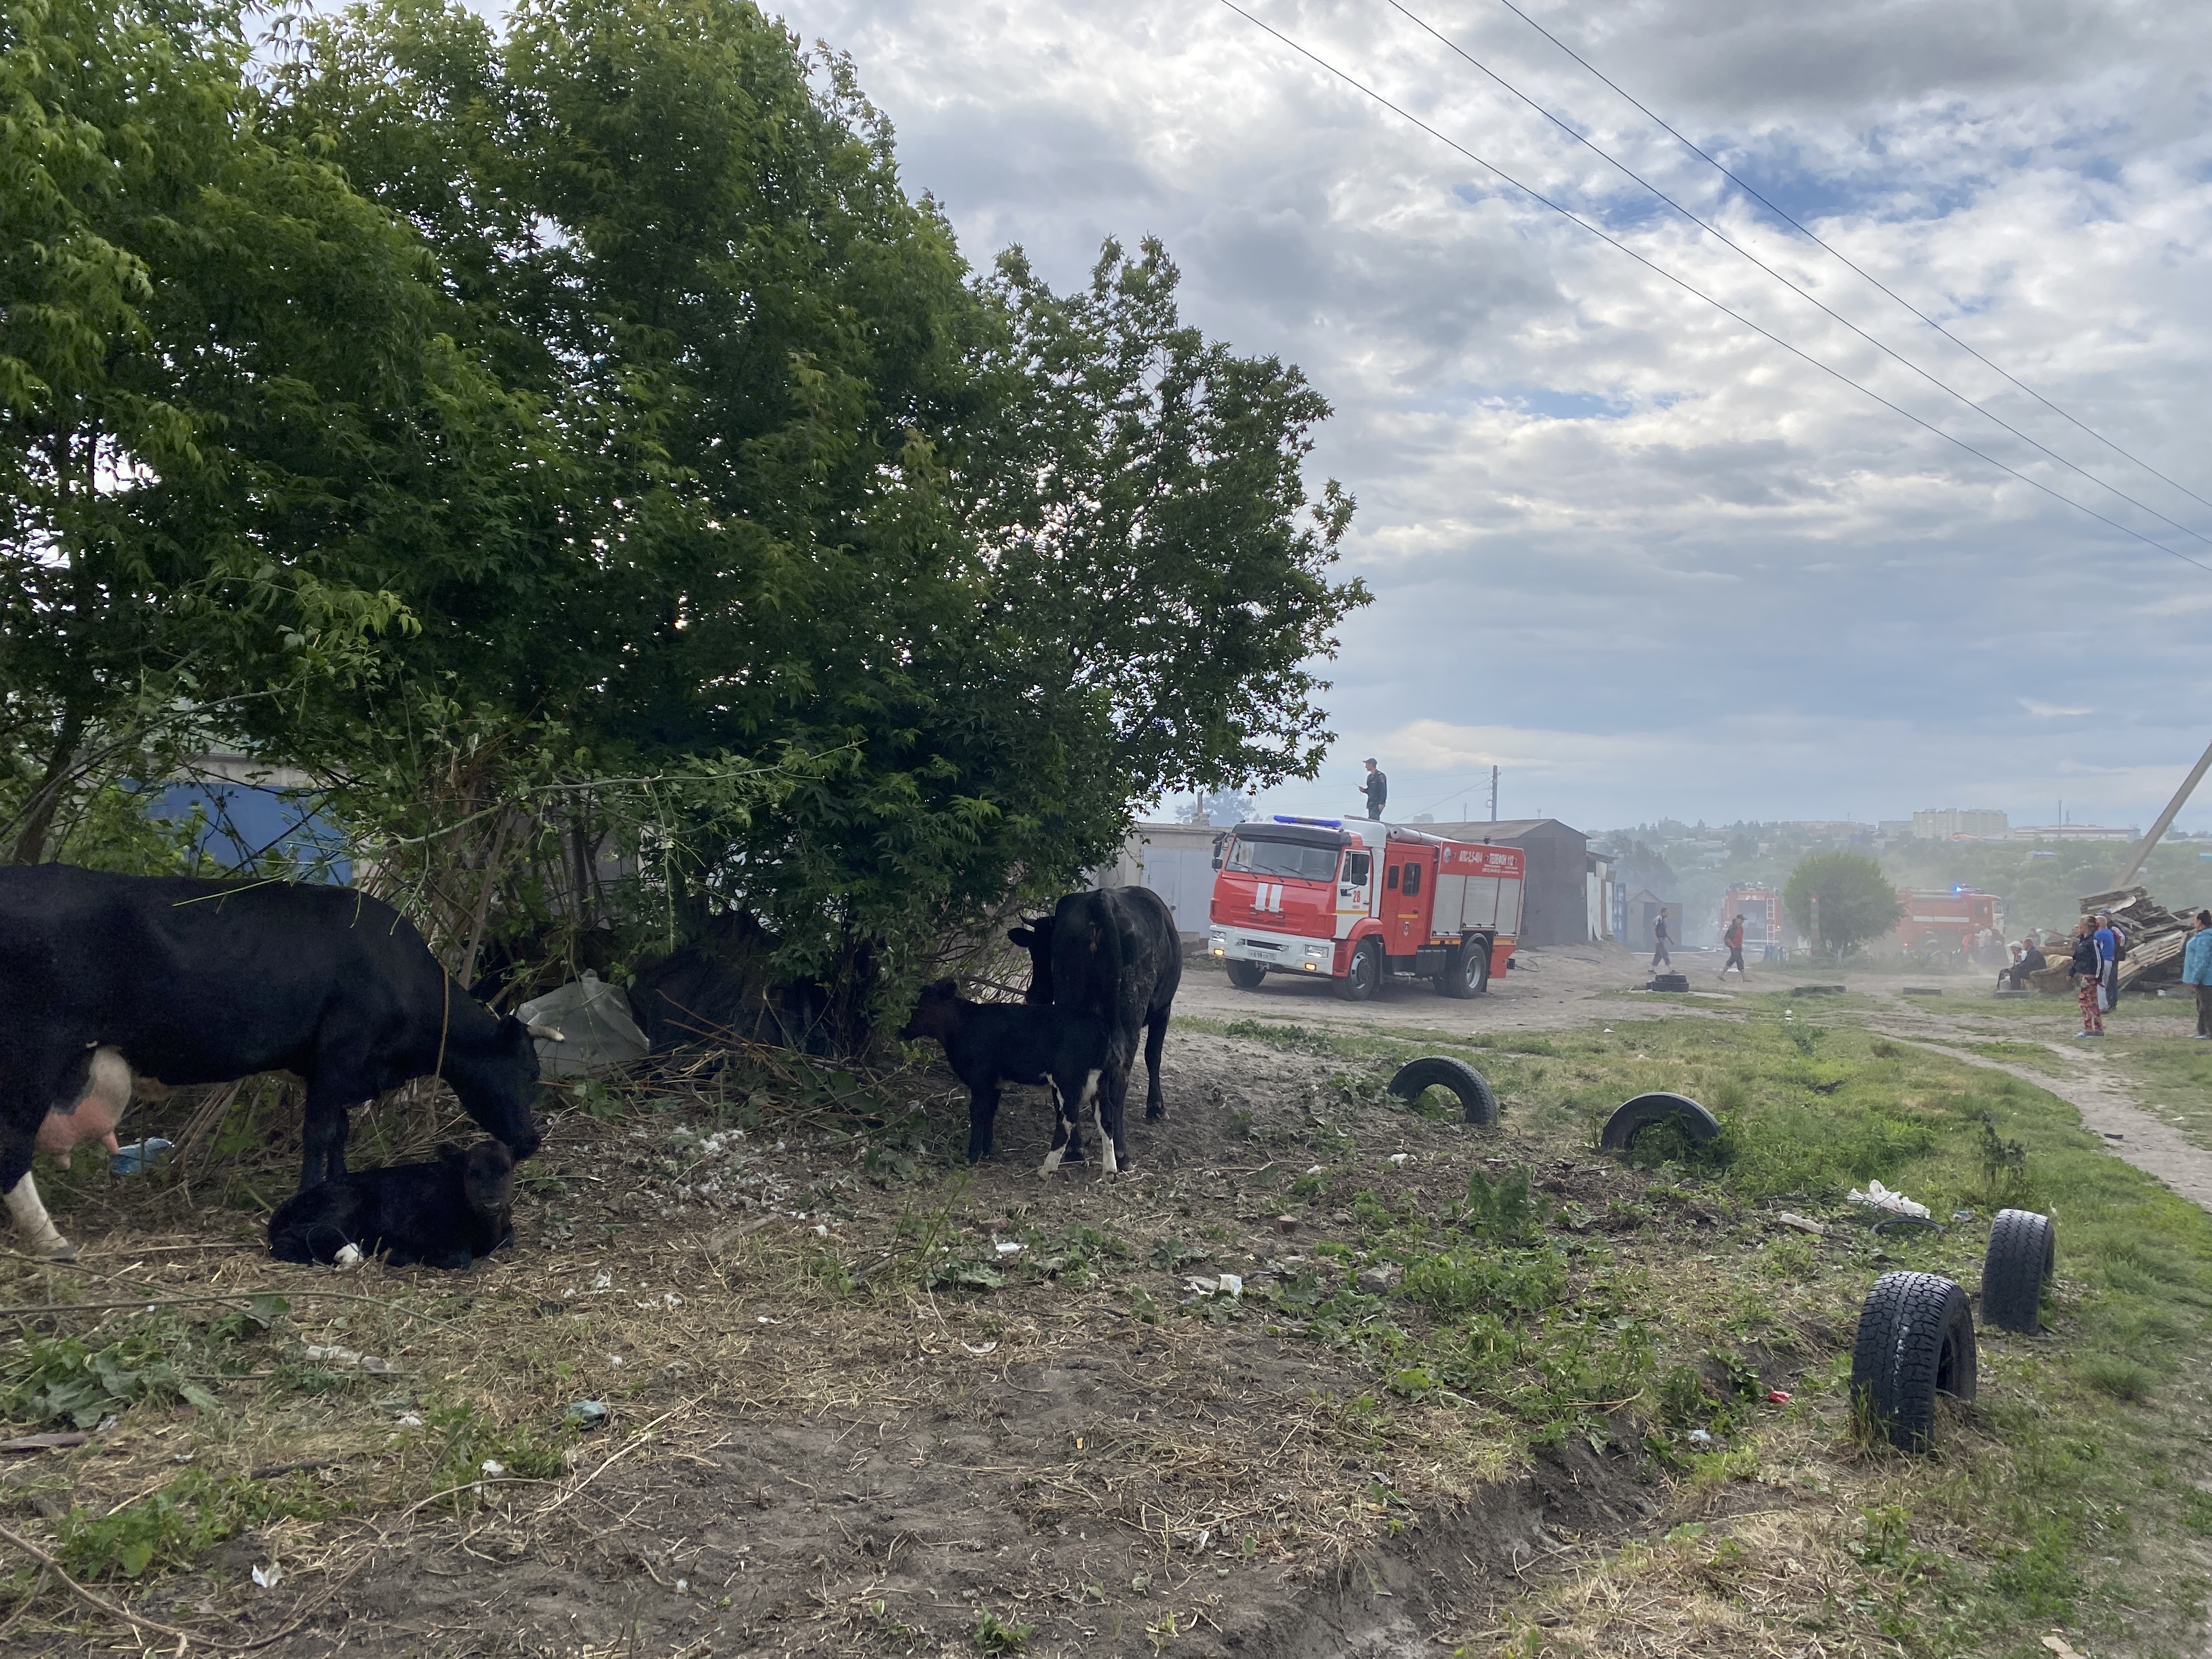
top-left (1008, 887), bottom-right (1181, 1174)
top-left (0, 864), bottom-right (553, 1259)
top-left (897, 980), bottom-right (1110, 1166)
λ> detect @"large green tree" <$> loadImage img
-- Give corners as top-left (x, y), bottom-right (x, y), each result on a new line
top-left (4, 0), bottom-right (1366, 1038)
top-left (1785, 850), bottom-right (1904, 954)
top-left (270, 0), bottom-right (1364, 1014)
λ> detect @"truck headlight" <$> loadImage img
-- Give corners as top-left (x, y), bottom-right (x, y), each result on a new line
top-left (1209, 929), bottom-right (1227, 956)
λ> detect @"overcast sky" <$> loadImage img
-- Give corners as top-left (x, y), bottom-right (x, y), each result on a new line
top-left (775, 0), bottom-right (2212, 834)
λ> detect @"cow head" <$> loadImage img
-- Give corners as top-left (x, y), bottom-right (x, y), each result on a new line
top-left (443, 1139), bottom-right (516, 1221)
top-left (483, 1016), bottom-right (546, 1159)
top-left (1007, 916), bottom-right (1054, 1004)
top-left (898, 979), bottom-right (963, 1042)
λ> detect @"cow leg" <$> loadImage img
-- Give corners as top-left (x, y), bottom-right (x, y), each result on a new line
top-left (300, 1095), bottom-right (344, 1191)
top-left (1042, 1070), bottom-right (1098, 1176)
top-left (967, 1082), bottom-right (1001, 1165)
top-left (1090, 1071), bottom-right (1120, 1178)
top-left (1142, 1009), bottom-right (1170, 1121)
top-left (3, 1171), bottom-right (75, 1261)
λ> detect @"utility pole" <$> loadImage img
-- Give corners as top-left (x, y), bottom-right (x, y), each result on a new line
top-left (2112, 731), bottom-right (2212, 890)
top-left (1488, 765), bottom-right (1498, 822)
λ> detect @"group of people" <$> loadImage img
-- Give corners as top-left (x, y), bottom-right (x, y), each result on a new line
top-left (2005, 908), bottom-right (2212, 1039)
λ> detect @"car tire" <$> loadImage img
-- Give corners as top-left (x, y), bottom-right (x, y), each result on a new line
top-left (1337, 939), bottom-right (1381, 1002)
top-left (1980, 1209), bottom-right (2055, 1334)
top-left (1441, 936), bottom-right (1491, 999)
top-left (1599, 1092), bottom-right (1720, 1153)
top-left (1850, 1272), bottom-right (1977, 1452)
top-left (1225, 960), bottom-right (1267, 990)
top-left (1387, 1056), bottom-right (1499, 1128)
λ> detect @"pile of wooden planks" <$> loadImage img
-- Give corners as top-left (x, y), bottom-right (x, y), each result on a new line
top-left (2019, 885), bottom-right (2206, 994)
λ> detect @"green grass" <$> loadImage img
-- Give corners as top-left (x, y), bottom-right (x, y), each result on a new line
top-left (1201, 1009), bottom-right (2212, 1655)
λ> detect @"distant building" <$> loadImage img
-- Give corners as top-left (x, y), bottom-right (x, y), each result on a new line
top-left (1877, 820), bottom-right (1914, 840)
top-left (1586, 853), bottom-right (1615, 944)
top-left (1622, 889), bottom-right (1677, 952)
top-left (1912, 808), bottom-right (2008, 839)
top-left (1994, 824), bottom-right (2135, 843)
top-left (1783, 820), bottom-right (1878, 841)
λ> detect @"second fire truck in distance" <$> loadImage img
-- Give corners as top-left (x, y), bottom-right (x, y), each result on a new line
top-left (1205, 816), bottom-right (1525, 1000)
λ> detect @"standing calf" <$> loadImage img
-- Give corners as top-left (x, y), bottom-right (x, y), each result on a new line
top-left (268, 1141), bottom-right (516, 1269)
top-left (898, 981), bottom-right (1110, 1169)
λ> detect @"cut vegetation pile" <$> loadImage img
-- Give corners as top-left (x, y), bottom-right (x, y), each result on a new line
top-left (3, 1000), bottom-right (2211, 1657)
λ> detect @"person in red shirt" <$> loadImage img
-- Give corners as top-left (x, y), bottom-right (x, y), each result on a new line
top-left (1718, 913), bottom-right (1747, 981)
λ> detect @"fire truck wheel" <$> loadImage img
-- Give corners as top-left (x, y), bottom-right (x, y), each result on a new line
top-left (1387, 1056), bottom-right (1498, 1128)
top-left (1850, 1272), bottom-right (1976, 1452)
top-left (1599, 1092), bottom-right (1720, 1153)
top-left (1441, 937), bottom-right (1491, 998)
top-left (1225, 960), bottom-right (1268, 990)
top-left (1337, 940), bottom-right (1382, 1002)
top-left (1980, 1208), bottom-right (2055, 1334)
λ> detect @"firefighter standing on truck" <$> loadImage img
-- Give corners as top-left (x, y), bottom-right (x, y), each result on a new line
top-left (1358, 759), bottom-right (1387, 820)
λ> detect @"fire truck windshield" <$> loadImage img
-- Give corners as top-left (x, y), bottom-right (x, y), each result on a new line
top-left (1225, 836), bottom-right (1340, 883)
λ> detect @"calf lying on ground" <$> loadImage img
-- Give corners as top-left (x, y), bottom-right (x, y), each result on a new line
top-left (268, 1141), bottom-right (515, 1269)
top-left (898, 980), bottom-right (1111, 1169)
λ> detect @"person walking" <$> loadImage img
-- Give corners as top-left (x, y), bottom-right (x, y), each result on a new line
top-left (1650, 910), bottom-right (1672, 970)
top-left (2069, 916), bottom-right (2104, 1037)
top-left (1718, 913), bottom-right (1747, 981)
top-left (1357, 759), bottom-right (1387, 821)
top-left (2184, 909), bottom-right (2212, 1040)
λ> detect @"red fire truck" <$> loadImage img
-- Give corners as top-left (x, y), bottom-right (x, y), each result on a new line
top-left (1206, 817), bottom-right (1524, 1000)
top-left (1894, 887), bottom-right (2003, 960)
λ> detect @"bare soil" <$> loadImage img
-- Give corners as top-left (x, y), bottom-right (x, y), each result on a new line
top-left (3, 1032), bottom-right (1692, 1659)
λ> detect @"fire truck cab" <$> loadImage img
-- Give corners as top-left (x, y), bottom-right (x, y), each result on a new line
top-left (1206, 817), bottom-right (1524, 1001)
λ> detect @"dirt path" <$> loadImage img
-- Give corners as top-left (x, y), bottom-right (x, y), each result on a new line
top-left (1837, 985), bottom-right (2212, 1215)
top-left (1177, 941), bottom-right (1741, 1034)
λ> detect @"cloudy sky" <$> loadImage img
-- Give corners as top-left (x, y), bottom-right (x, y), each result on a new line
top-left (772, 0), bottom-right (2212, 834)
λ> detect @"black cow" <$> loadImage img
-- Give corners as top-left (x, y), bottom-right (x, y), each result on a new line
top-left (1008, 888), bottom-right (1181, 1173)
top-left (269, 1139), bottom-right (516, 1268)
top-left (0, 864), bottom-right (552, 1260)
top-left (897, 980), bottom-right (1111, 1166)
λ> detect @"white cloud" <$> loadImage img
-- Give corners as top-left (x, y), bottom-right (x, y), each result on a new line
top-left (775, 1), bottom-right (2212, 829)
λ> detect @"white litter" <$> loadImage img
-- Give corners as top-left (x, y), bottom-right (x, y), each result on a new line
top-left (395, 1413), bottom-right (424, 1427)
top-left (304, 1345), bottom-right (361, 1365)
top-left (1847, 1180), bottom-right (1931, 1220)
top-left (480, 1459), bottom-right (506, 1477)
top-left (1306, 1164), bottom-right (1324, 1175)
top-left (1216, 1274), bottom-right (1243, 1297)
top-left (1688, 1429), bottom-right (1713, 1447)
top-left (251, 1564), bottom-right (281, 1590)
top-left (963, 1341), bottom-right (999, 1356)
top-left (994, 1240), bottom-right (1024, 1257)
top-left (1388, 1153), bottom-right (1409, 1166)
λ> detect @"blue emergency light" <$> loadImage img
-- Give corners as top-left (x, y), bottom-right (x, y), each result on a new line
top-left (1272, 815), bottom-right (1343, 828)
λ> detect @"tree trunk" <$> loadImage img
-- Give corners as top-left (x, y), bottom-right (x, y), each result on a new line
top-left (9, 703), bottom-right (88, 865)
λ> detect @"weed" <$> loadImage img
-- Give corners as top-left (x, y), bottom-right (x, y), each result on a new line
top-left (58, 1470), bottom-right (326, 1580)
top-left (1977, 1111), bottom-right (2030, 1201)
top-left (973, 1607), bottom-right (1032, 1652)
top-left (0, 1311), bottom-right (275, 1427)
top-left (1460, 1166), bottom-right (1550, 1243)
top-left (2076, 1355), bottom-right (2155, 1402)
top-left (1398, 1247), bottom-right (1565, 1318)
top-left (421, 1403), bottom-right (571, 1508)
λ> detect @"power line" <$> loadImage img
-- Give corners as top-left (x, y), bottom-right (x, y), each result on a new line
top-left (1386, 0), bottom-right (2212, 551)
top-left (1213, 0), bottom-right (2212, 578)
top-left (1488, 0), bottom-right (2212, 521)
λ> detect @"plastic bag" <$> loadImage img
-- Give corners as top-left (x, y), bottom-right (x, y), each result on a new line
top-left (518, 971), bottom-right (648, 1077)
top-left (1846, 1179), bottom-right (1931, 1220)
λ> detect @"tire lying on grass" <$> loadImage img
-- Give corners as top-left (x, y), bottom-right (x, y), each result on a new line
top-left (1980, 1208), bottom-right (2056, 1334)
top-left (1599, 1092), bottom-right (1720, 1154)
top-left (1850, 1271), bottom-right (1977, 1452)
top-left (1386, 1056), bottom-right (1499, 1128)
